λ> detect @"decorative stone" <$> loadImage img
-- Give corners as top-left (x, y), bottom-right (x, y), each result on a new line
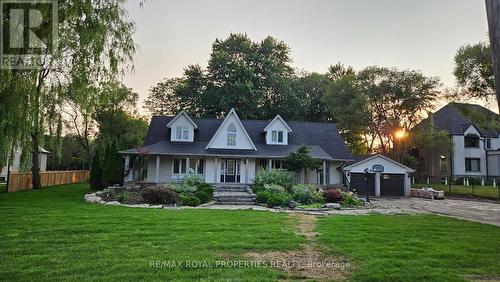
top-left (105, 201), bottom-right (121, 206)
top-left (323, 203), bottom-right (341, 209)
top-left (288, 201), bottom-right (298, 209)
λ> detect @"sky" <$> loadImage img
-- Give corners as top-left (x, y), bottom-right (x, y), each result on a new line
top-left (122, 0), bottom-right (491, 113)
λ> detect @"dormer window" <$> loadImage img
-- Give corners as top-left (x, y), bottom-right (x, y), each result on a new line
top-left (271, 131), bottom-right (284, 143)
top-left (175, 126), bottom-right (189, 141)
top-left (227, 123), bottom-right (237, 146)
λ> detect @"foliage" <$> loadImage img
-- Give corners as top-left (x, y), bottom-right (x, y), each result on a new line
top-left (256, 191), bottom-right (270, 204)
top-left (89, 151), bottom-right (103, 190)
top-left (357, 66), bottom-right (440, 153)
top-left (290, 184), bottom-right (323, 204)
top-left (102, 142), bottom-right (123, 187)
top-left (340, 192), bottom-right (364, 208)
top-left (325, 72), bottom-right (370, 154)
top-left (194, 191), bottom-right (211, 204)
top-left (170, 183), bottom-right (197, 195)
top-left (323, 189), bottom-right (344, 203)
top-left (253, 169), bottom-right (295, 192)
top-left (263, 184), bottom-right (286, 195)
top-left (143, 78), bottom-right (183, 116)
top-left (141, 187), bottom-right (179, 205)
top-left (285, 146), bottom-right (322, 181)
top-left (183, 175), bottom-right (203, 187)
top-left (180, 195), bottom-right (201, 207)
top-left (266, 193), bottom-right (287, 208)
top-left (197, 183), bottom-right (214, 195)
top-left (454, 42), bottom-right (495, 101)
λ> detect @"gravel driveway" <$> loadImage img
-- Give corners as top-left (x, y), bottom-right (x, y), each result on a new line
top-left (372, 197), bottom-right (500, 227)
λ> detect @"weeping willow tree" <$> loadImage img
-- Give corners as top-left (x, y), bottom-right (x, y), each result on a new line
top-left (0, 0), bottom-right (136, 189)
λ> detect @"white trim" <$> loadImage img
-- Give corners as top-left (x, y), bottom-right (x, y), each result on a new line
top-left (167, 111), bottom-right (198, 129)
top-left (205, 108), bottom-right (257, 151)
top-left (264, 114), bottom-right (293, 132)
top-left (343, 154), bottom-right (415, 173)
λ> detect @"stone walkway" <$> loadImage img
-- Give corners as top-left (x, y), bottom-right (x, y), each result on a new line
top-left (372, 197), bottom-right (500, 227)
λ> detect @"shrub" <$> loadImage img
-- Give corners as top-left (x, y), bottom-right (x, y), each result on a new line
top-left (197, 183), bottom-right (214, 194)
top-left (256, 191), bottom-right (270, 204)
top-left (195, 190), bottom-right (211, 204)
top-left (183, 175), bottom-right (203, 186)
top-left (181, 195), bottom-right (201, 207)
top-left (281, 194), bottom-right (294, 208)
top-left (291, 184), bottom-right (321, 204)
top-left (263, 184), bottom-right (286, 195)
top-left (266, 193), bottom-right (286, 208)
top-left (141, 187), bottom-right (179, 205)
top-left (323, 189), bottom-right (344, 203)
top-left (341, 192), bottom-right (363, 208)
top-left (170, 183), bottom-right (197, 194)
top-left (253, 169), bottom-right (295, 192)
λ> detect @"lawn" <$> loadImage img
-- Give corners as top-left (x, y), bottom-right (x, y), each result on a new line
top-left (412, 183), bottom-right (500, 200)
top-left (0, 183), bottom-right (304, 281)
top-left (2, 184), bottom-right (500, 281)
top-left (317, 215), bottom-right (500, 282)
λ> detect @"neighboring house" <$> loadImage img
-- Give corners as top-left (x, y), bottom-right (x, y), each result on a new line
top-left (412, 102), bottom-right (500, 183)
top-left (0, 147), bottom-right (50, 181)
top-left (343, 154), bottom-right (414, 197)
top-left (120, 109), bottom-right (353, 185)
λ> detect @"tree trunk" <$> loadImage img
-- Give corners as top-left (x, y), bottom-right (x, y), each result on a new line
top-left (486, 0), bottom-right (500, 112)
top-left (31, 85), bottom-right (42, 190)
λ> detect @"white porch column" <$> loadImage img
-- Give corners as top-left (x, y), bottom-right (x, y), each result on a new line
top-left (124, 155), bottom-right (131, 182)
top-left (245, 158), bottom-right (249, 184)
top-left (268, 159), bottom-right (272, 171)
top-left (322, 161), bottom-right (327, 185)
top-left (186, 157), bottom-right (190, 175)
top-left (214, 158), bottom-right (219, 184)
top-left (155, 155), bottom-right (160, 183)
top-left (374, 172), bottom-right (381, 197)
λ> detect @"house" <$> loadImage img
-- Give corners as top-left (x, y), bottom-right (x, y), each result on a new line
top-left (0, 147), bottom-right (50, 182)
top-left (411, 102), bottom-right (500, 184)
top-left (119, 109), bottom-right (353, 185)
top-left (343, 154), bottom-right (414, 197)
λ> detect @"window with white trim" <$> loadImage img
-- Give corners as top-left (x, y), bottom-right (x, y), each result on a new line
top-left (174, 126), bottom-right (189, 140)
top-left (271, 130), bottom-right (284, 143)
top-left (173, 158), bottom-right (204, 174)
top-left (227, 123), bottom-right (236, 146)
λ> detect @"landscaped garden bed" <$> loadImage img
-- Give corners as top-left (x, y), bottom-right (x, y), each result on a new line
top-left (85, 175), bottom-right (214, 208)
top-left (252, 169), bottom-right (368, 211)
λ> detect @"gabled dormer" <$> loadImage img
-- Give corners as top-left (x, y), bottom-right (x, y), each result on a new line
top-left (264, 115), bottom-right (292, 145)
top-left (167, 111), bottom-right (198, 142)
top-left (206, 109), bottom-right (257, 150)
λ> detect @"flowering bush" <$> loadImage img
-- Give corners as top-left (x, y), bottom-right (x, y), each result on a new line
top-left (263, 184), bottom-right (286, 194)
top-left (169, 183), bottom-right (197, 194)
top-left (341, 192), bottom-right (364, 208)
top-left (291, 184), bottom-right (323, 204)
top-left (253, 169), bottom-right (295, 192)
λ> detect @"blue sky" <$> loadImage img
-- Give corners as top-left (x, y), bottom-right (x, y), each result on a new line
top-left (123, 0), bottom-right (489, 111)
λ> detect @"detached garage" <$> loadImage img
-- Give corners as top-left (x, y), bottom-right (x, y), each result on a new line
top-left (343, 154), bottom-right (414, 197)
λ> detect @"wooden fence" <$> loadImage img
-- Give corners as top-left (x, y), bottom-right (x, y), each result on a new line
top-left (7, 170), bottom-right (90, 192)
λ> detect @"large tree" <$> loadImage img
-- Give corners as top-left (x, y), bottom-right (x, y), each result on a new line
top-left (0, 0), bottom-right (136, 189)
top-left (453, 42), bottom-right (495, 103)
top-left (358, 66), bottom-right (441, 153)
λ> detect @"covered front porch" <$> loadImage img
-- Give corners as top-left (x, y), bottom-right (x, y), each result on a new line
top-left (123, 154), bottom-right (343, 186)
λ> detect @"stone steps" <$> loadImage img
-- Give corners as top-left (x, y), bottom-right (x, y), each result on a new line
top-left (214, 185), bottom-right (256, 205)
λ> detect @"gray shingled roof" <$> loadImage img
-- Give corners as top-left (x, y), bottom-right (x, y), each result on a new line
top-left (120, 116), bottom-right (353, 160)
top-left (415, 103), bottom-right (499, 138)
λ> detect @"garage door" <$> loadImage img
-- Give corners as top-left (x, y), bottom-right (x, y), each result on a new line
top-left (380, 174), bottom-right (405, 196)
top-left (349, 173), bottom-right (375, 196)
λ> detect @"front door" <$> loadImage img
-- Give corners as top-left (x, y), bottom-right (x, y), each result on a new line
top-left (220, 158), bottom-right (241, 183)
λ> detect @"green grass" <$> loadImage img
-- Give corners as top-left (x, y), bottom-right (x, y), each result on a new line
top-left (0, 183), bottom-right (304, 281)
top-left (412, 183), bottom-right (500, 199)
top-left (317, 215), bottom-right (500, 282)
top-left (0, 182), bottom-right (6, 193)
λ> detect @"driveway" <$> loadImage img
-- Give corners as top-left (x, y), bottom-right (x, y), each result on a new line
top-left (373, 197), bottom-right (500, 227)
